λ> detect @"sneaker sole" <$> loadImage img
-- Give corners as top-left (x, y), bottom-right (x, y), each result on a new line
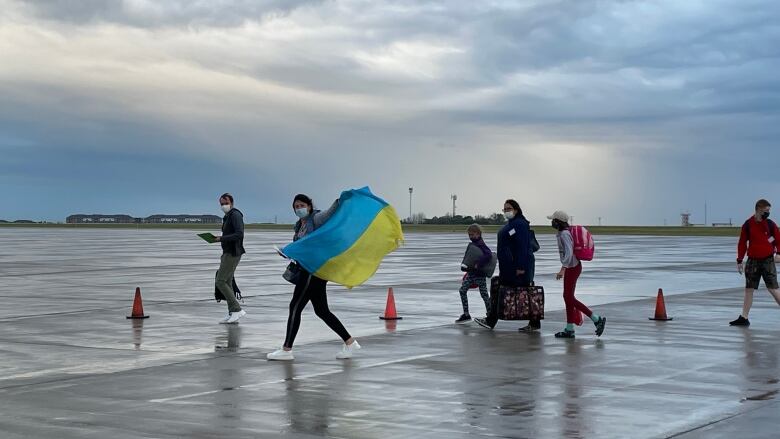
top-left (336, 348), bottom-right (360, 360)
top-left (226, 312), bottom-right (247, 324)
top-left (455, 320), bottom-right (472, 325)
top-left (595, 318), bottom-right (606, 337)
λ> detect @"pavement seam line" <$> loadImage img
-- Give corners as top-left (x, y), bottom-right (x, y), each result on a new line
top-left (663, 402), bottom-right (773, 438)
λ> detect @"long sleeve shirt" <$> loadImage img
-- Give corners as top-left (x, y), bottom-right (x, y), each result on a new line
top-left (738, 217), bottom-right (780, 262)
top-left (557, 229), bottom-right (579, 268)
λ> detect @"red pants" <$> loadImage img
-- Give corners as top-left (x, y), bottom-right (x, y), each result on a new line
top-left (563, 262), bottom-right (592, 324)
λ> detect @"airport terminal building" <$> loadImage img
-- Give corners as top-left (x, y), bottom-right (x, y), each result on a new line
top-left (144, 215), bottom-right (222, 224)
top-left (66, 215), bottom-right (139, 224)
top-left (67, 214), bottom-right (221, 224)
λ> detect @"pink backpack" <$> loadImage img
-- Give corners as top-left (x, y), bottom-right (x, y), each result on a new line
top-left (569, 225), bottom-right (595, 261)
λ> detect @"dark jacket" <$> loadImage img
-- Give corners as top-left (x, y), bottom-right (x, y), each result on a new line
top-left (221, 208), bottom-right (246, 256)
top-left (497, 215), bottom-right (533, 287)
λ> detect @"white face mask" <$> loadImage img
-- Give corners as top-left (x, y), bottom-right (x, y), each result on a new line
top-left (504, 211), bottom-right (515, 220)
top-left (295, 208), bottom-right (309, 218)
top-left (221, 204), bottom-right (232, 214)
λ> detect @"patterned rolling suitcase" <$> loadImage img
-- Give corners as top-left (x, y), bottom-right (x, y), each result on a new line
top-left (490, 276), bottom-right (544, 321)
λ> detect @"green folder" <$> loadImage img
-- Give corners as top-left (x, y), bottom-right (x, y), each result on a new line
top-left (197, 233), bottom-right (217, 243)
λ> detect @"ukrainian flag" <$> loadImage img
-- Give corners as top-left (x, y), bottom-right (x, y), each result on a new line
top-left (282, 187), bottom-right (404, 288)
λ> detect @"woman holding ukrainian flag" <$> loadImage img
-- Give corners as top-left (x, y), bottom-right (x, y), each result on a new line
top-left (267, 187), bottom-right (404, 362)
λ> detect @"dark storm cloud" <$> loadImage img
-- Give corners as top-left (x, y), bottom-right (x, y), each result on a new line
top-left (15, 0), bottom-right (325, 27)
top-left (2, 0), bottom-right (779, 223)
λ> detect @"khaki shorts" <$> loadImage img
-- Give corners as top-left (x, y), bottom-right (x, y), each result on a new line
top-left (745, 257), bottom-right (779, 290)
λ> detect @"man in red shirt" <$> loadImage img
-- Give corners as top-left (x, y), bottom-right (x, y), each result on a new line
top-left (731, 199), bottom-right (780, 326)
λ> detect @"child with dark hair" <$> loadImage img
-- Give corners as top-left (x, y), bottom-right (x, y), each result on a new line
top-left (548, 210), bottom-right (605, 339)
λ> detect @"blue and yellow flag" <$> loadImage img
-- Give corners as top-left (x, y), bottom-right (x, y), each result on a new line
top-left (282, 187), bottom-right (404, 288)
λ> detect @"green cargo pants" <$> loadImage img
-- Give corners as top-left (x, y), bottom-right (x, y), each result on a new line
top-left (216, 253), bottom-right (243, 313)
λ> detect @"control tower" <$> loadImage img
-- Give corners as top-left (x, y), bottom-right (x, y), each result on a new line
top-left (681, 212), bottom-right (691, 227)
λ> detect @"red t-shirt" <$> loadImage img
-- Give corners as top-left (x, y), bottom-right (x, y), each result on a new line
top-left (737, 217), bottom-right (780, 262)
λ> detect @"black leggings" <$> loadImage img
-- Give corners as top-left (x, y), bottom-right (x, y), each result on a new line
top-left (283, 272), bottom-right (351, 348)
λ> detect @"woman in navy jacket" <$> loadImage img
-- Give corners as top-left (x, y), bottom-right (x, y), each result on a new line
top-left (475, 199), bottom-right (539, 331)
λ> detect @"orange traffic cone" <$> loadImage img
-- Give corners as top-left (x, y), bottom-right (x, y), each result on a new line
top-left (649, 288), bottom-right (672, 321)
top-left (379, 287), bottom-right (402, 320)
top-left (127, 287), bottom-right (150, 319)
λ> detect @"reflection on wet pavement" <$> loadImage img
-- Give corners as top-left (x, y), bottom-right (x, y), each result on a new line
top-left (0, 229), bottom-right (777, 438)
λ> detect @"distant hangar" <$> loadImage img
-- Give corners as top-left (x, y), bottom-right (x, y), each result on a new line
top-left (66, 214), bottom-right (222, 224)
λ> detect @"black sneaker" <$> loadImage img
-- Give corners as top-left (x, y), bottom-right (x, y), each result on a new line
top-left (474, 317), bottom-right (494, 330)
top-left (554, 329), bottom-right (576, 339)
top-left (729, 315), bottom-right (750, 326)
top-left (455, 314), bottom-right (472, 325)
top-left (595, 317), bottom-right (606, 337)
top-left (518, 324), bottom-right (540, 333)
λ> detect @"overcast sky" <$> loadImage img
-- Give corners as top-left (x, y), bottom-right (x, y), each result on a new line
top-left (1, 0), bottom-right (778, 225)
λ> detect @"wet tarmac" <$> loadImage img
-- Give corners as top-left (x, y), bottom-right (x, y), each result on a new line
top-left (0, 229), bottom-right (778, 438)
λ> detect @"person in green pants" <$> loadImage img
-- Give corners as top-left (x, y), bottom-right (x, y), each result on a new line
top-left (215, 193), bottom-right (247, 324)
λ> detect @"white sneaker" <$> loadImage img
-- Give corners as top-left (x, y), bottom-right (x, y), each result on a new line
top-left (336, 340), bottom-right (361, 359)
top-left (225, 309), bottom-right (246, 324)
top-left (218, 313), bottom-right (231, 324)
top-left (267, 348), bottom-right (294, 361)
